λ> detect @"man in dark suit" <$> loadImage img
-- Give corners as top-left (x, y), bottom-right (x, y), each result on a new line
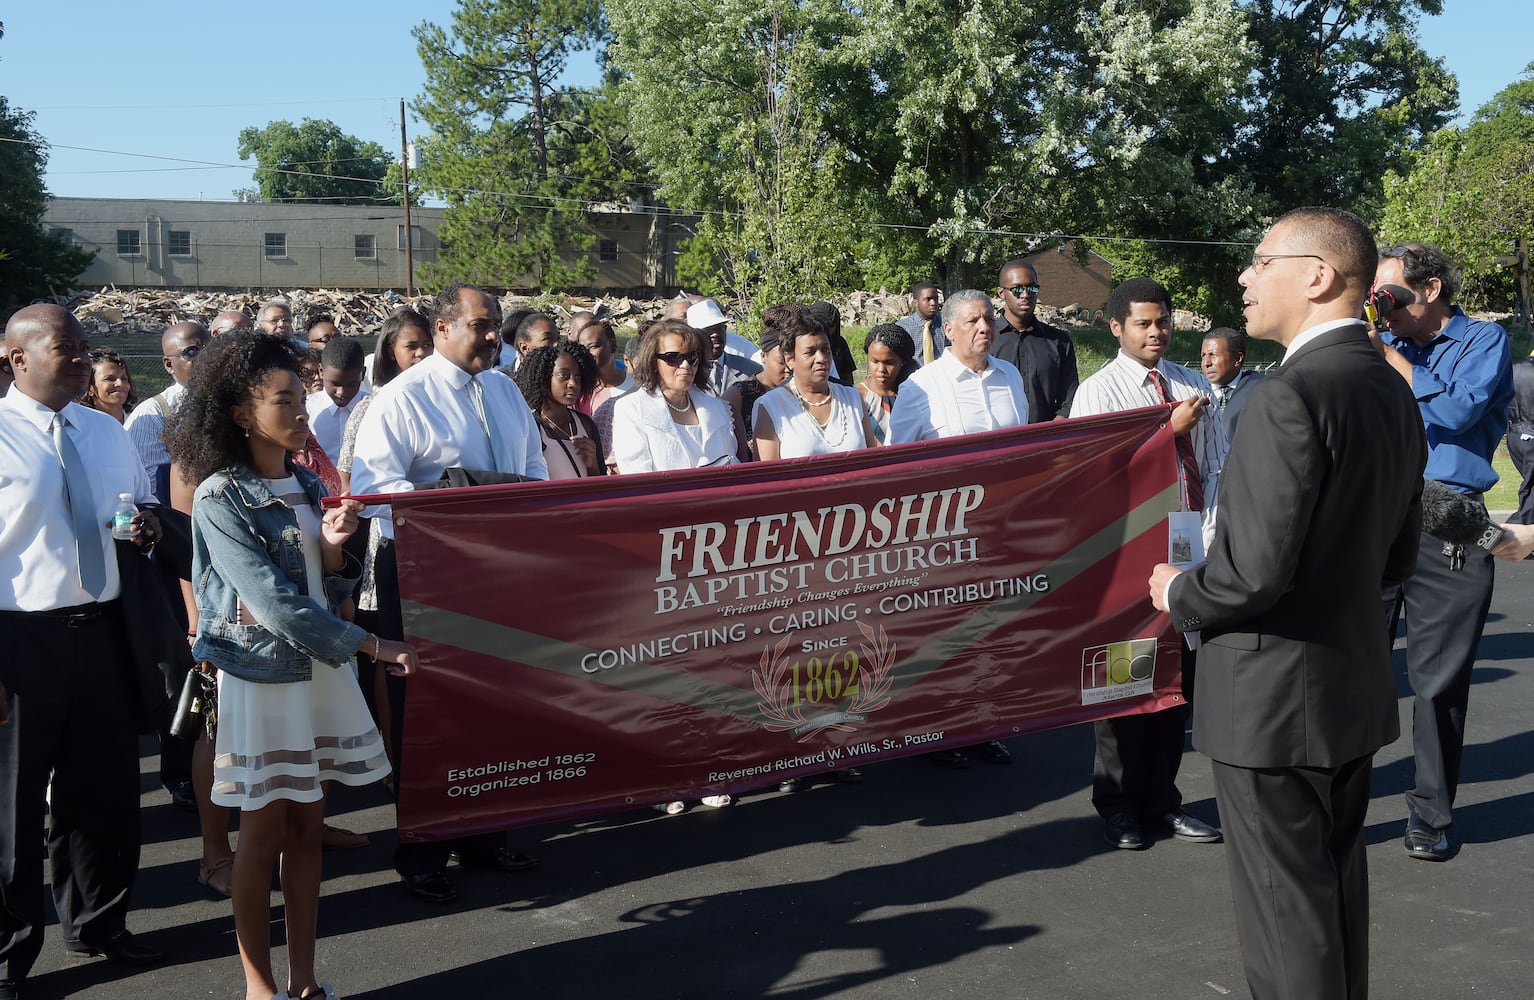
top-left (1150, 207), bottom-right (1425, 1000)
top-left (1200, 327), bottom-right (1263, 441)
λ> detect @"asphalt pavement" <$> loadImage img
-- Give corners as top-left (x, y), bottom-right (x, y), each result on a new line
top-left (27, 562), bottom-right (1534, 999)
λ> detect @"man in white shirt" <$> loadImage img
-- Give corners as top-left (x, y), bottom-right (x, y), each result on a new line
top-left (889, 288), bottom-right (1028, 443)
top-left (889, 288), bottom-right (1028, 768)
top-left (125, 321), bottom-right (209, 498)
top-left (305, 336), bottom-right (368, 460)
top-left (0, 305), bottom-right (166, 993)
top-left (1072, 276), bottom-right (1225, 852)
top-left (350, 285), bottom-right (547, 904)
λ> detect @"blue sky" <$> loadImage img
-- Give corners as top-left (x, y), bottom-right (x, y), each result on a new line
top-left (2, 1), bottom-right (1527, 204)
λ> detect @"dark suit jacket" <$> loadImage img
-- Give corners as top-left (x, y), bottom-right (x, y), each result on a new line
top-left (1214, 369), bottom-right (1264, 441)
top-left (1168, 323), bottom-right (1425, 769)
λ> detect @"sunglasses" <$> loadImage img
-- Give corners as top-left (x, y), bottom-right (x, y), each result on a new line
top-left (1006, 284), bottom-right (1041, 297)
top-left (1380, 244), bottom-right (1425, 259)
top-left (166, 344), bottom-right (203, 361)
top-left (656, 351), bottom-right (701, 367)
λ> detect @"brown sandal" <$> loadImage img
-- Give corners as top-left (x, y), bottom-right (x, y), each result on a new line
top-left (198, 856), bottom-right (234, 897)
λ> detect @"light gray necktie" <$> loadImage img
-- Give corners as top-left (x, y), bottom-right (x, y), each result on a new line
top-left (52, 413), bottom-right (107, 598)
top-left (469, 376), bottom-right (515, 473)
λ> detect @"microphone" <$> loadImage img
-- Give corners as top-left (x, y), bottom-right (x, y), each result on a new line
top-left (1420, 478), bottom-right (1502, 551)
top-left (1365, 284), bottom-right (1416, 330)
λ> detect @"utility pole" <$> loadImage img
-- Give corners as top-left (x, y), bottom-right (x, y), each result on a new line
top-left (400, 98), bottom-right (414, 297)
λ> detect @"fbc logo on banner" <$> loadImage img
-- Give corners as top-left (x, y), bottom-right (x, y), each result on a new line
top-left (1081, 638), bottom-right (1157, 705)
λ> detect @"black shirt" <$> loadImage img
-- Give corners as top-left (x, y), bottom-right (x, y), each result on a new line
top-left (990, 318), bottom-right (1079, 422)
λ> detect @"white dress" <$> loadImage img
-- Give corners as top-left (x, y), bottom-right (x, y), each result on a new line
top-left (211, 475), bottom-right (391, 810)
top-left (752, 382), bottom-right (867, 458)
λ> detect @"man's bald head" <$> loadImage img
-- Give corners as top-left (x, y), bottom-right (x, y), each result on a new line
top-left (210, 310), bottom-right (252, 336)
top-left (4, 304), bottom-right (92, 409)
top-left (162, 321), bottom-right (211, 386)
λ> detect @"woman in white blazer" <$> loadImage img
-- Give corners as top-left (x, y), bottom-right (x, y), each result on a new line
top-left (611, 319), bottom-right (739, 474)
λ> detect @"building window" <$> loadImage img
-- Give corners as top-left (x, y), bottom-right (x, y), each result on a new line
top-left (264, 232), bottom-right (287, 259)
top-left (598, 240), bottom-right (619, 263)
top-left (50, 227), bottom-right (74, 244)
top-left (167, 231), bottom-right (192, 256)
top-left (354, 235), bottom-right (377, 260)
top-left (117, 229), bottom-right (142, 256)
top-left (397, 225), bottom-right (422, 251)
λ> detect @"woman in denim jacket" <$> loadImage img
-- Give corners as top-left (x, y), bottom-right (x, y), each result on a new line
top-left (168, 332), bottom-right (416, 1000)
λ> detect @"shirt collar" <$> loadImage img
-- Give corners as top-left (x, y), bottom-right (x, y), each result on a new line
top-left (938, 349), bottom-right (992, 379)
top-left (1284, 317), bottom-right (1363, 363)
top-left (1110, 350), bottom-right (1165, 385)
top-left (424, 350), bottom-right (476, 390)
top-left (2, 386), bottom-right (74, 431)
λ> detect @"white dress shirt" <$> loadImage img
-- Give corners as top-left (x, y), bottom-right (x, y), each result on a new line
top-left (306, 388), bottom-right (367, 461)
top-left (123, 380), bottom-right (185, 482)
top-left (0, 391), bottom-right (155, 610)
top-left (888, 350), bottom-right (1029, 443)
top-left (1072, 351), bottom-right (1228, 544)
top-left (349, 352), bottom-right (548, 539)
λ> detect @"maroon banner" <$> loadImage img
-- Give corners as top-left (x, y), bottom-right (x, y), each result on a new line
top-left (381, 407), bottom-right (1183, 840)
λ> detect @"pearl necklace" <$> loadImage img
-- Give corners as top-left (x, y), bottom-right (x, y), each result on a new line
top-left (663, 391), bottom-right (694, 414)
top-left (791, 382), bottom-right (849, 447)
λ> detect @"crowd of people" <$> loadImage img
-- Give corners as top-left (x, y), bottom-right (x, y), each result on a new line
top-left (0, 218), bottom-right (1523, 1000)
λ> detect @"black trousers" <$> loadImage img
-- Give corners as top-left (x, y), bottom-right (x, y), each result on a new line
top-left (1212, 754), bottom-right (1373, 1000)
top-left (0, 604), bottom-right (141, 981)
top-left (1382, 530), bottom-right (1494, 830)
top-left (367, 538), bottom-right (505, 877)
top-left (1091, 646), bottom-right (1194, 820)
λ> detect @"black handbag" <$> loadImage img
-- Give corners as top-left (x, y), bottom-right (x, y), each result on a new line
top-left (114, 537), bottom-right (195, 734)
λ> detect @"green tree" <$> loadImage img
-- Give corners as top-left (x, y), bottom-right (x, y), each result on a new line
top-left (235, 118), bottom-right (393, 204)
top-left (1381, 64), bottom-right (1534, 313)
top-left (411, 0), bottom-right (642, 290)
top-left (0, 22), bottom-right (95, 316)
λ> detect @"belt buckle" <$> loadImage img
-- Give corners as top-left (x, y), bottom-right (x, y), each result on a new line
top-left (63, 609), bottom-right (97, 628)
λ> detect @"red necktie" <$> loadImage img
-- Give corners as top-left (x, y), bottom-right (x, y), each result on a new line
top-left (1149, 370), bottom-right (1203, 512)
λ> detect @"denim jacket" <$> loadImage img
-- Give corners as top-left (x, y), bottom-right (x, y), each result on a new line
top-left (191, 462), bottom-right (365, 683)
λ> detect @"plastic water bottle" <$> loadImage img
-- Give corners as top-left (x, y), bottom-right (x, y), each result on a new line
top-left (111, 493), bottom-right (138, 540)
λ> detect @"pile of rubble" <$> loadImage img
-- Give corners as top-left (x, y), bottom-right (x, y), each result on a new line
top-left (55, 286), bottom-right (1121, 338)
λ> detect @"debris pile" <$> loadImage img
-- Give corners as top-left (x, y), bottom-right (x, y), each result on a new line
top-left (56, 287), bottom-right (1119, 337)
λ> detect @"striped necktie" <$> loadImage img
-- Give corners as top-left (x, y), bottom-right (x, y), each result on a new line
top-left (53, 413), bottom-right (108, 598)
top-left (1149, 370), bottom-right (1203, 512)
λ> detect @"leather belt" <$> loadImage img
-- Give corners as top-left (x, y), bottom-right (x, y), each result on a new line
top-left (0, 600), bottom-right (119, 627)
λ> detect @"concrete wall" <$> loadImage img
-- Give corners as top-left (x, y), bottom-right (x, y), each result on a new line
top-left (44, 197), bottom-right (697, 293)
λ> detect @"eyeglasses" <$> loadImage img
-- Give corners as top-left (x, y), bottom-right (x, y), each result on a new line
top-left (1250, 252), bottom-right (1328, 272)
top-left (165, 344), bottom-right (203, 361)
top-left (1006, 284), bottom-right (1041, 297)
top-left (656, 351), bottom-right (701, 368)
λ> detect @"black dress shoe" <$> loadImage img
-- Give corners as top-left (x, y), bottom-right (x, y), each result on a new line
top-left (165, 779), bottom-right (197, 813)
top-left (972, 740), bottom-right (1012, 765)
top-left (832, 767), bottom-right (863, 784)
top-left (401, 871), bottom-right (457, 903)
top-left (1405, 813), bottom-right (1451, 861)
top-left (1155, 810), bottom-right (1223, 844)
top-left (0, 977), bottom-right (20, 999)
top-left (927, 749), bottom-right (970, 770)
top-left (1103, 813), bottom-right (1145, 850)
top-left (779, 778), bottom-right (801, 793)
top-left (66, 929), bottom-right (165, 966)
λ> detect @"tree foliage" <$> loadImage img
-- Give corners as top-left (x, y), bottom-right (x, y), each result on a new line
top-left (411, 0), bottom-right (644, 291)
top-left (0, 23), bottom-right (96, 316)
top-left (1381, 63), bottom-right (1534, 313)
top-left (236, 118), bottom-right (393, 204)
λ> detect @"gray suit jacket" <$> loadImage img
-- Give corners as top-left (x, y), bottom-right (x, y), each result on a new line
top-left (1168, 323), bottom-right (1424, 769)
top-left (1213, 369), bottom-right (1264, 441)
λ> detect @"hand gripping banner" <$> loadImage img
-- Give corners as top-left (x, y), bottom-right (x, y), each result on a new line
top-left (373, 406), bottom-right (1182, 840)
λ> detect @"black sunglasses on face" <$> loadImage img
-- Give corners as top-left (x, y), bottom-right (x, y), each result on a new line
top-left (1006, 284), bottom-right (1040, 297)
top-left (166, 344), bottom-right (203, 361)
top-left (657, 351), bottom-right (700, 367)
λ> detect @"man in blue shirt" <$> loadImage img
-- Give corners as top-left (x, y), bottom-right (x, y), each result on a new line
top-left (1373, 242), bottom-right (1513, 862)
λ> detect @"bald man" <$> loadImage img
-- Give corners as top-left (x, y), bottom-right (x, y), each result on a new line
top-left (0, 306), bottom-right (166, 990)
top-left (125, 321), bottom-right (210, 497)
top-left (208, 310), bottom-right (252, 337)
